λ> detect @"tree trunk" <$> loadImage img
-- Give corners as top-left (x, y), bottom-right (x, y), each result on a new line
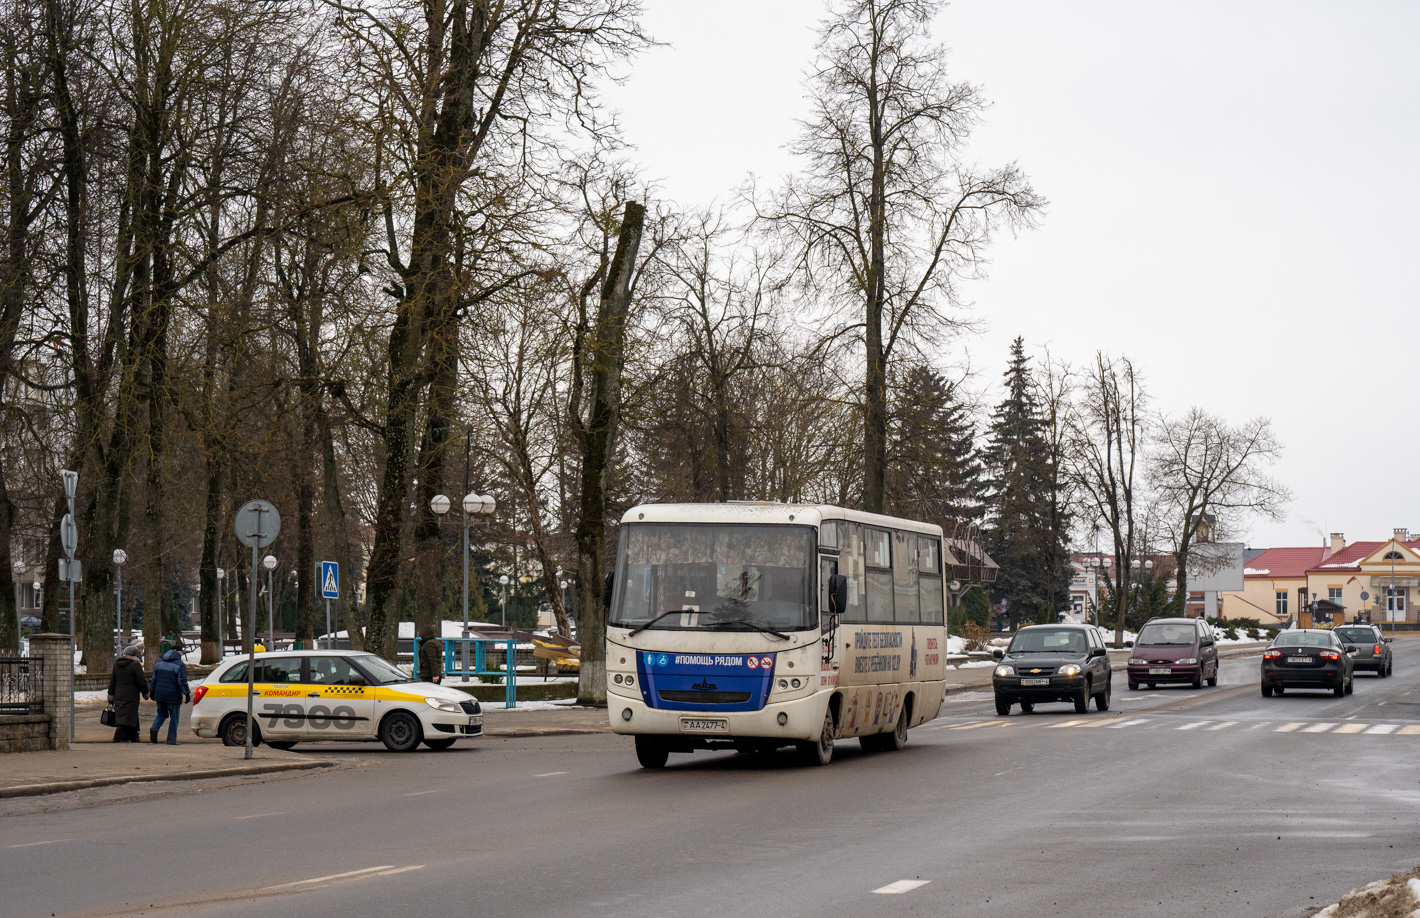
top-left (575, 201), bottom-right (644, 705)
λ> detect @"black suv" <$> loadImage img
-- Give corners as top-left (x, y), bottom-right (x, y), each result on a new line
top-left (992, 624), bottom-right (1113, 715)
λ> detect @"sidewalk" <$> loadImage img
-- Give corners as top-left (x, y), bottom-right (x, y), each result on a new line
top-left (0, 742), bottom-right (331, 799)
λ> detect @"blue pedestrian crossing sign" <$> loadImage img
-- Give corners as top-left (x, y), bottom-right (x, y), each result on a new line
top-left (321, 561), bottom-right (339, 599)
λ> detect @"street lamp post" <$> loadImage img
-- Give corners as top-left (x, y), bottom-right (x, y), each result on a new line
top-left (499, 574), bottom-right (509, 628)
top-left (13, 560), bottom-right (24, 652)
top-left (461, 493), bottom-right (496, 671)
top-left (262, 555), bottom-right (277, 649)
top-left (112, 549), bottom-right (127, 658)
top-left (215, 567), bottom-right (225, 657)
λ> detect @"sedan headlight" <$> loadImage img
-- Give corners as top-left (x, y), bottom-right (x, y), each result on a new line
top-left (1129, 658), bottom-right (1147, 665)
top-left (1058, 664), bottom-right (1082, 677)
top-left (424, 697), bottom-right (462, 713)
top-left (1176, 658), bottom-right (1198, 665)
top-left (994, 664), bottom-right (1014, 677)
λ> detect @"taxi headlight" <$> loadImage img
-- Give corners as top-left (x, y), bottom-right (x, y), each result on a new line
top-left (424, 697), bottom-right (462, 713)
top-left (994, 665), bottom-right (1014, 677)
top-left (1058, 664), bottom-right (1082, 677)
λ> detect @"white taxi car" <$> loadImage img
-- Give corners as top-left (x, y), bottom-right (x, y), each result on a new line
top-left (191, 650), bottom-right (482, 752)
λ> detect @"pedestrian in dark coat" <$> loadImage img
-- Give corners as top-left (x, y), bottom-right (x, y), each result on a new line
top-left (107, 644), bottom-right (149, 742)
top-left (418, 624), bottom-right (443, 684)
top-left (147, 647), bottom-right (191, 744)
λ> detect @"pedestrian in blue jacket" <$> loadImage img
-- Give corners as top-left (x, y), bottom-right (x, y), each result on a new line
top-left (148, 646), bottom-right (191, 745)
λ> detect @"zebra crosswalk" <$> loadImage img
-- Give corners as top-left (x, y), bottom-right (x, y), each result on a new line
top-left (924, 717), bottom-right (1420, 736)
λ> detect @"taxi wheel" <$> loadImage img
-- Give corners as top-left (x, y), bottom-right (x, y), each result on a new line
top-left (379, 711), bottom-right (423, 752)
top-left (423, 738), bottom-right (457, 750)
top-left (219, 714), bottom-right (261, 748)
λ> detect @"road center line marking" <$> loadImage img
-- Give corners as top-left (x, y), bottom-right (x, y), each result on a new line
top-left (1047, 720), bottom-right (1087, 729)
top-left (402, 790), bottom-right (441, 796)
top-left (1302, 723), bottom-right (1336, 733)
top-left (1365, 724), bottom-right (1398, 735)
top-left (1206, 721), bottom-right (1236, 731)
top-left (260, 866), bottom-right (394, 891)
top-left (236, 812), bottom-right (283, 820)
top-left (7, 839), bottom-right (67, 848)
top-left (535, 772), bottom-right (568, 777)
top-left (1331, 723), bottom-right (1368, 734)
top-left (873, 880), bottom-right (930, 894)
top-left (1176, 721), bottom-right (1210, 731)
top-left (1396, 725), bottom-right (1420, 735)
top-left (949, 722), bottom-right (997, 730)
top-left (1107, 718), bottom-right (1148, 729)
top-left (1275, 723), bottom-right (1306, 732)
top-left (371, 866), bottom-right (423, 878)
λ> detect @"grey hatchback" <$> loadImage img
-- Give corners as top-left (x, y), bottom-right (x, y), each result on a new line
top-left (1334, 624), bottom-right (1393, 677)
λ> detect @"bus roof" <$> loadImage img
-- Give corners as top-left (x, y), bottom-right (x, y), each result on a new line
top-left (619, 502), bottom-right (944, 537)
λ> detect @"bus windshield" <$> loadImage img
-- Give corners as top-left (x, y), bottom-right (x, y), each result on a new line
top-left (610, 523), bottom-right (817, 633)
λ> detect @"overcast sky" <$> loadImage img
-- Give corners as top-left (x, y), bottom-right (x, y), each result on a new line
top-left (603, 1), bottom-right (1420, 550)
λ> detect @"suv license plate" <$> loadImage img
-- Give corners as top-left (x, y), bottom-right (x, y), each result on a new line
top-left (1149, 667), bottom-right (1171, 675)
top-left (1287, 656), bottom-right (1311, 664)
top-left (1020, 678), bottom-right (1049, 686)
top-left (680, 718), bottom-right (729, 734)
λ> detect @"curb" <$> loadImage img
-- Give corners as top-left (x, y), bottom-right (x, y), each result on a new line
top-left (0, 758), bottom-right (334, 800)
top-left (484, 726), bottom-right (611, 737)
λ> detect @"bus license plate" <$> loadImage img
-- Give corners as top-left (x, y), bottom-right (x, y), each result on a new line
top-left (1149, 667), bottom-right (1171, 675)
top-left (1020, 678), bottom-right (1049, 686)
top-left (680, 718), bottom-right (728, 734)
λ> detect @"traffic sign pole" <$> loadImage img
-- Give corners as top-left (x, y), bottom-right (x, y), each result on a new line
top-left (319, 561), bottom-right (339, 650)
top-left (60, 471), bottom-right (78, 743)
top-left (235, 500), bottom-right (280, 760)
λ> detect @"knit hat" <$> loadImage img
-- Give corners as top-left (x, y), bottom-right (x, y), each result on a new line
top-left (122, 644), bottom-right (142, 659)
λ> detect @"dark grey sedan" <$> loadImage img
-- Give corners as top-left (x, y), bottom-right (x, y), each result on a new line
top-left (1261, 629), bottom-right (1356, 698)
top-left (1335, 624), bottom-right (1393, 677)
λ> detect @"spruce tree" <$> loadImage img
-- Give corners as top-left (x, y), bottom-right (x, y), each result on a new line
top-left (983, 338), bottom-right (1070, 627)
top-left (886, 365), bottom-right (984, 528)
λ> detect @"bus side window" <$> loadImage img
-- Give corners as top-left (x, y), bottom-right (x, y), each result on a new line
top-left (893, 530), bottom-right (920, 623)
top-left (839, 521), bottom-right (867, 623)
top-left (865, 528), bottom-right (893, 623)
top-left (919, 535), bottom-right (944, 624)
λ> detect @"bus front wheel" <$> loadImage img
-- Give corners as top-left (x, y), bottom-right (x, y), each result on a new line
top-left (799, 710), bottom-right (835, 766)
top-left (635, 735), bottom-right (670, 769)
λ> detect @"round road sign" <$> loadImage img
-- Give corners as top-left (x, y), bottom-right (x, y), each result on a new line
top-left (234, 500), bottom-right (281, 549)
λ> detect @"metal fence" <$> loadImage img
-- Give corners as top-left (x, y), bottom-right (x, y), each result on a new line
top-left (0, 657), bottom-right (43, 715)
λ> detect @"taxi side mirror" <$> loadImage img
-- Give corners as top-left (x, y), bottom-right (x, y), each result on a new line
top-left (348, 674), bottom-right (366, 686)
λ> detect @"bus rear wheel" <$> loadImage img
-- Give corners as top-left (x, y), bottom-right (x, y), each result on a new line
top-left (635, 735), bottom-right (669, 769)
top-left (798, 709), bottom-right (835, 766)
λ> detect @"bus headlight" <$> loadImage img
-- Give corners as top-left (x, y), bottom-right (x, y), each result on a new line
top-left (614, 674), bottom-right (623, 684)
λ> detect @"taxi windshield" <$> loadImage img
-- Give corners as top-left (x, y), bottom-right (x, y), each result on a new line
top-left (354, 654), bottom-right (415, 685)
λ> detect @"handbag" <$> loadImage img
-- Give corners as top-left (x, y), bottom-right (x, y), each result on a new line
top-left (100, 705), bottom-right (116, 727)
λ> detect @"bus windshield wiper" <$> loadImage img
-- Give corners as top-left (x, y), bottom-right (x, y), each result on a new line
top-left (628, 610), bottom-right (690, 637)
top-left (705, 620), bottom-right (790, 641)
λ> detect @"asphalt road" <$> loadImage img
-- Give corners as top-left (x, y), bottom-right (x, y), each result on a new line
top-left (5, 638), bottom-right (1419, 918)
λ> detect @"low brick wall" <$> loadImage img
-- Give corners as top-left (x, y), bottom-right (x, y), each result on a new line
top-left (448, 681), bottom-right (577, 702)
top-left (0, 714), bottom-right (54, 753)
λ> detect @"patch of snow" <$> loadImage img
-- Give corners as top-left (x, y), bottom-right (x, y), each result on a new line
top-left (1244, 568), bottom-right (1270, 576)
top-left (956, 660), bottom-right (997, 669)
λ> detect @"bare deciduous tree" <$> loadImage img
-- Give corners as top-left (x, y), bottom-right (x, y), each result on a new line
top-left (1151, 409), bottom-right (1291, 606)
top-left (761, 0), bottom-right (1041, 514)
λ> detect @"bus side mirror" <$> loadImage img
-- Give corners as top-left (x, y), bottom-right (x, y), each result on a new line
top-left (602, 572), bottom-right (615, 611)
top-left (828, 574), bottom-right (848, 617)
